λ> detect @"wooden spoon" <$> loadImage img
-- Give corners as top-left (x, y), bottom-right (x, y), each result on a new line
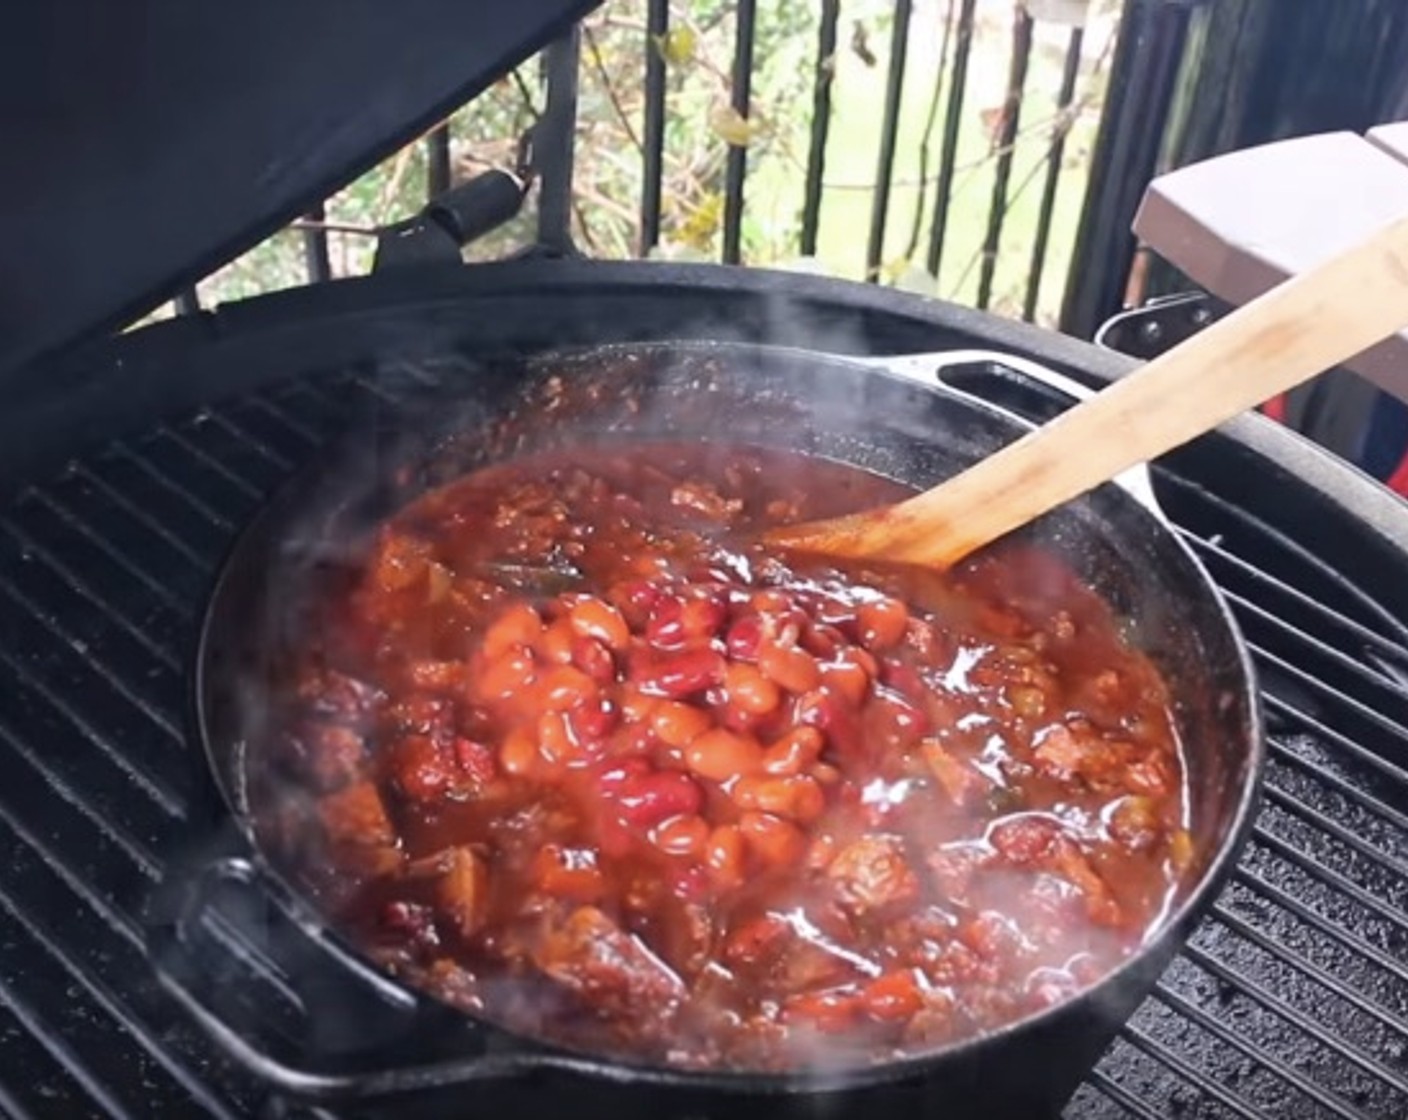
top-left (766, 211), bottom-right (1408, 569)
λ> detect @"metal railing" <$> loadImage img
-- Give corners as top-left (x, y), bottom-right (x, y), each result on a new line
top-left (167, 0), bottom-right (1408, 341)
top-left (164, 1), bottom-right (1143, 332)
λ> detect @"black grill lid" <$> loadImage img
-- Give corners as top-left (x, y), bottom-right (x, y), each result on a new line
top-left (0, 0), bottom-right (600, 380)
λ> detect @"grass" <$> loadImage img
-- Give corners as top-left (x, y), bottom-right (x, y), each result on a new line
top-left (745, 0), bottom-right (1111, 325)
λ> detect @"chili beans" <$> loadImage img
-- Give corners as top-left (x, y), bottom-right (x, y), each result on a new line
top-left (271, 442), bottom-right (1187, 1073)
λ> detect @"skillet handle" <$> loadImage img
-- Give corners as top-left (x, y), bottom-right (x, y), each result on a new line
top-left (146, 855), bottom-right (591, 1101)
top-left (860, 348), bottom-right (1166, 517)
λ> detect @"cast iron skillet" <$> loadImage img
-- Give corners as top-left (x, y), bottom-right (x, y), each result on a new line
top-left (150, 341), bottom-right (1263, 1118)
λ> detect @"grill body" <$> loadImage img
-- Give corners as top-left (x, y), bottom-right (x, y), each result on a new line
top-left (0, 262), bottom-right (1405, 1119)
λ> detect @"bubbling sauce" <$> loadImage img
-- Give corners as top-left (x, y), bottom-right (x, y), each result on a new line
top-left (264, 443), bottom-right (1189, 1071)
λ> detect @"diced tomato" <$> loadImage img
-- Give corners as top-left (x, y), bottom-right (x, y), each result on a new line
top-left (861, 970), bottom-right (924, 1022)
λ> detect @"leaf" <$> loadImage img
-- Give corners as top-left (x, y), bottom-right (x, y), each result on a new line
top-left (677, 192), bottom-right (723, 251)
top-left (655, 26), bottom-right (697, 66)
top-left (710, 105), bottom-right (758, 148)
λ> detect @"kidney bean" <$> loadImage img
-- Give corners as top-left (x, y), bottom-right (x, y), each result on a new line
top-left (761, 726), bottom-right (824, 776)
top-left (652, 701), bottom-right (713, 748)
top-left (882, 663), bottom-right (928, 706)
top-left (614, 769), bottom-right (704, 830)
top-left (819, 657), bottom-right (870, 708)
top-left (800, 623), bottom-right (846, 660)
top-left (538, 618), bottom-right (577, 666)
top-left (861, 970), bottom-right (924, 1022)
top-left (685, 728), bottom-right (765, 783)
top-left (851, 647), bottom-right (881, 678)
top-left (483, 602), bottom-right (544, 660)
top-left (611, 720), bottom-right (660, 759)
top-left (795, 687), bottom-right (866, 763)
top-left (864, 687), bottom-right (929, 750)
top-left (608, 579), bottom-right (662, 628)
top-left (739, 811), bottom-right (806, 867)
top-left (647, 595), bottom-right (726, 649)
top-left (705, 824), bottom-right (746, 887)
top-left (646, 597), bottom-right (687, 649)
top-left (539, 665), bottom-right (599, 712)
top-left (592, 758), bottom-right (652, 789)
top-left (536, 710), bottom-right (580, 767)
top-left (758, 638), bottom-right (821, 694)
top-left (566, 696), bottom-right (618, 745)
top-left (750, 590), bottom-right (792, 615)
top-left (732, 775), bottom-right (825, 823)
top-left (499, 726), bottom-right (540, 777)
top-left (632, 648), bottom-right (725, 698)
top-left (651, 813), bottom-right (710, 857)
top-left (569, 636), bottom-right (616, 685)
top-left (616, 685), bottom-right (660, 725)
top-left (474, 646), bottom-right (536, 702)
top-left (569, 598), bottom-right (630, 651)
top-left (811, 762), bottom-right (842, 785)
top-left (723, 661), bottom-right (781, 716)
top-left (724, 615), bottom-right (764, 662)
top-left (857, 597), bottom-right (909, 652)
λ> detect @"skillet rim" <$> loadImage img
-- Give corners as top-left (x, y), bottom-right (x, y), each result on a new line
top-left (184, 338), bottom-right (1265, 1095)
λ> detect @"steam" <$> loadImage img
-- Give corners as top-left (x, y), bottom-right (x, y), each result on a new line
top-left (174, 284), bottom-right (1198, 1092)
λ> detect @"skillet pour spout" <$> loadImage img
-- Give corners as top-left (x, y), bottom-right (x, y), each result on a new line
top-left (158, 340), bottom-right (1263, 1117)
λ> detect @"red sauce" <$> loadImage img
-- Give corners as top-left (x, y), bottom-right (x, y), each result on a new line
top-left (264, 443), bottom-right (1190, 1071)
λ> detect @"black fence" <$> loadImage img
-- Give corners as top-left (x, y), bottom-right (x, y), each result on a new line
top-left (172, 0), bottom-right (1408, 343)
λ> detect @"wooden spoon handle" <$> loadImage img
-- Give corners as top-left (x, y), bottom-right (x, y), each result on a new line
top-left (771, 209), bottom-right (1408, 568)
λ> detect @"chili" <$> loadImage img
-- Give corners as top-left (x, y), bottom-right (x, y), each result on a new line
top-left (262, 443), bottom-right (1189, 1071)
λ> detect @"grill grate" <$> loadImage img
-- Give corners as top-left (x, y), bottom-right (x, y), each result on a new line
top-left (0, 369), bottom-right (1403, 1119)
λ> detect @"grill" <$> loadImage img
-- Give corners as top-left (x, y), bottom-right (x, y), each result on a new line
top-left (0, 264), bottom-right (1402, 1118)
